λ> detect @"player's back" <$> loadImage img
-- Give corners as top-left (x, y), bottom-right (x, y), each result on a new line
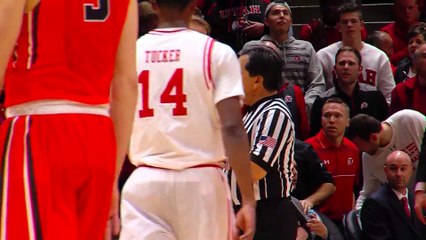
top-left (5, 0), bottom-right (130, 107)
top-left (130, 28), bottom-right (243, 170)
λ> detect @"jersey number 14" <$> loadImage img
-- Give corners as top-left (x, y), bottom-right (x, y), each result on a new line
top-left (139, 69), bottom-right (188, 118)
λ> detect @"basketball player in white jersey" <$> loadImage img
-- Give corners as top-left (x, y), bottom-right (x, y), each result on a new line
top-left (120, 0), bottom-right (256, 239)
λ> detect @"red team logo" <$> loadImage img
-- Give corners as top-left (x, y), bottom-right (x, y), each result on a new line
top-left (403, 142), bottom-right (419, 163)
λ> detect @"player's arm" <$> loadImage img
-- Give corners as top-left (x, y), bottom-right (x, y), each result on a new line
top-left (217, 98), bottom-right (255, 203)
top-left (356, 155), bottom-right (380, 210)
top-left (107, 0), bottom-right (138, 236)
top-left (301, 183), bottom-right (336, 213)
top-left (0, 0), bottom-right (27, 88)
top-left (110, 0), bottom-right (138, 187)
top-left (415, 130), bottom-right (426, 224)
top-left (216, 97), bottom-right (256, 240)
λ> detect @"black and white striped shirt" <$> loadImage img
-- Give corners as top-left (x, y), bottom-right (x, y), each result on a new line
top-left (228, 95), bottom-right (295, 205)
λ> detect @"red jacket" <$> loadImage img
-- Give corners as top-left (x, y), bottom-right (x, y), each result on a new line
top-left (306, 130), bottom-right (360, 221)
top-left (381, 23), bottom-right (411, 65)
top-left (390, 76), bottom-right (426, 115)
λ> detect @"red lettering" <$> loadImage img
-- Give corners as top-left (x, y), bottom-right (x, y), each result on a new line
top-left (162, 50), bottom-right (168, 62)
top-left (145, 49), bottom-right (181, 63)
top-left (249, 5), bottom-right (261, 14)
top-left (358, 69), bottom-right (377, 86)
top-left (145, 50), bottom-right (151, 63)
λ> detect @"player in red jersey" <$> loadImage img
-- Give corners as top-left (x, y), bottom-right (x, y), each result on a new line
top-left (0, 0), bottom-right (137, 239)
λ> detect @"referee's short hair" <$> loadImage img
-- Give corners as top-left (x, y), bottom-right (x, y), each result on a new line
top-left (239, 45), bottom-right (283, 91)
top-left (346, 113), bottom-right (381, 141)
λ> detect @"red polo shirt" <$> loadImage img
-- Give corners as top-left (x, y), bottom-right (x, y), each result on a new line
top-left (306, 130), bottom-right (360, 221)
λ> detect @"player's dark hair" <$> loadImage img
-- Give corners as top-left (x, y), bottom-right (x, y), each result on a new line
top-left (335, 46), bottom-right (362, 65)
top-left (346, 113), bottom-right (381, 141)
top-left (239, 46), bottom-right (283, 91)
top-left (337, 2), bottom-right (363, 21)
top-left (155, 0), bottom-right (193, 11)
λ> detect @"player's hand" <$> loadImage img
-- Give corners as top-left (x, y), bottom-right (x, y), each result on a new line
top-left (235, 202), bottom-right (256, 240)
top-left (104, 185), bottom-right (120, 240)
top-left (300, 199), bottom-right (313, 214)
top-left (414, 191), bottom-right (426, 224)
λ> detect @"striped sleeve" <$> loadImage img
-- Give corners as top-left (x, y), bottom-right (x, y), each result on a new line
top-left (250, 107), bottom-right (293, 171)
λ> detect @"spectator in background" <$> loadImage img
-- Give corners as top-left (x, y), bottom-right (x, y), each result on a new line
top-left (189, 7), bottom-right (211, 35)
top-left (393, 22), bottom-right (426, 84)
top-left (242, 40), bottom-right (311, 140)
top-left (361, 151), bottom-right (421, 240)
top-left (381, 0), bottom-right (420, 65)
top-left (346, 110), bottom-right (426, 210)
top-left (365, 31), bottom-right (396, 75)
top-left (292, 139), bottom-right (336, 214)
top-left (310, 46), bottom-right (388, 136)
top-left (257, 1), bottom-right (325, 113)
top-left (300, 0), bottom-right (366, 52)
top-left (198, 0), bottom-right (270, 51)
top-left (390, 43), bottom-right (426, 115)
top-left (138, 1), bottom-right (158, 37)
top-left (317, 3), bottom-right (395, 104)
top-left (306, 98), bottom-right (360, 233)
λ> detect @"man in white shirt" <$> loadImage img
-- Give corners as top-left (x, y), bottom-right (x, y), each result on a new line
top-left (317, 2), bottom-right (395, 104)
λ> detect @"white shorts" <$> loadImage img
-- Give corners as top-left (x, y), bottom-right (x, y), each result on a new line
top-left (120, 166), bottom-right (235, 240)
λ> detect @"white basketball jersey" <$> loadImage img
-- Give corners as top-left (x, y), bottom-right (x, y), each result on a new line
top-left (130, 28), bottom-right (244, 170)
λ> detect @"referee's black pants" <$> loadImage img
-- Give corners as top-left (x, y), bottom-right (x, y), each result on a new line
top-left (235, 197), bottom-right (298, 240)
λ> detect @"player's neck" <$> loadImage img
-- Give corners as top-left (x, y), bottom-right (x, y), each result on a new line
top-left (379, 122), bottom-right (392, 147)
top-left (157, 11), bottom-right (190, 28)
top-left (157, 19), bottom-right (188, 28)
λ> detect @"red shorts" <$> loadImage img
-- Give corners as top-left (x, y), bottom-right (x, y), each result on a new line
top-left (0, 114), bottom-right (116, 240)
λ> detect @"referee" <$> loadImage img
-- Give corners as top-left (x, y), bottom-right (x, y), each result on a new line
top-left (228, 42), bottom-right (298, 240)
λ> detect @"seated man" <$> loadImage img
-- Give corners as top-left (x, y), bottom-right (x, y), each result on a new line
top-left (361, 151), bottom-right (422, 240)
top-left (310, 46), bottom-right (389, 136)
top-left (317, 3), bottom-right (394, 104)
top-left (346, 110), bottom-right (426, 210)
top-left (391, 43), bottom-right (426, 115)
top-left (381, 0), bottom-right (420, 65)
top-left (306, 98), bottom-right (360, 232)
top-left (292, 139), bottom-right (336, 214)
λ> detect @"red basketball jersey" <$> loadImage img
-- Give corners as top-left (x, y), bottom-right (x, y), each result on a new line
top-left (5, 0), bottom-right (130, 107)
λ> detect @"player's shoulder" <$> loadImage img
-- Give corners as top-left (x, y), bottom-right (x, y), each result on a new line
top-left (391, 109), bottom-right (424, 121)
top-left (317, 41), bottom-right (341, 56)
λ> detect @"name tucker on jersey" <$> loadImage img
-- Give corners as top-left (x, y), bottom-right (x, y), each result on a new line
top-left (145, 49), bottom-right (181, 63)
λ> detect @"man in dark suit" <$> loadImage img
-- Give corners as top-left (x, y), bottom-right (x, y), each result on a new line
top-left (361, 150), bottom-right (421, 240)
